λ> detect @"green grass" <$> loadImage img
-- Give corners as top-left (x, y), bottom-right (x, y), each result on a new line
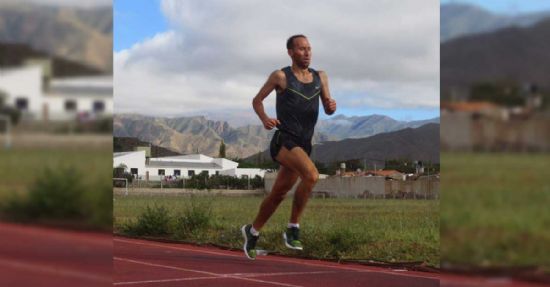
top-left (441, 152), bottom-right (550, 269)
top-left (0, 148), bottom-right (111, 195)
top-left (0, 145), bottom-right (112, 229)
top-left (114, 195), bottom-right (439, 266)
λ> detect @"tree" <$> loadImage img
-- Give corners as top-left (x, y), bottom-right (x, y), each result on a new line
top-left (218, 139), bottom-right (226, 158)
top-left (469, 81), bottom-right (524, 107)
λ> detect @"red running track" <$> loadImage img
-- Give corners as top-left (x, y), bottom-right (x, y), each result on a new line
top-left (115, 237), bottom-right (550, 287)
top-left (0, 222), bottom-right (112, 287)
top-left (0, 222), bottom-right (545, 287)
top-left (114, 236), bottom-right (439, 287)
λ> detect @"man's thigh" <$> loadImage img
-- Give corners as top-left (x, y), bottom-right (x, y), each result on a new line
top-left (275, 146), bottom-right (317, 178)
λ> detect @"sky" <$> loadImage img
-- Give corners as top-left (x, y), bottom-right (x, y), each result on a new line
top-left (114, 0), bottom-right (440, 126)
top-left (441, 0), bottom-right (550, 14)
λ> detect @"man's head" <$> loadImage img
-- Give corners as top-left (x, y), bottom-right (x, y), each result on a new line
top-left (287, 34), bottom-right (311, 69)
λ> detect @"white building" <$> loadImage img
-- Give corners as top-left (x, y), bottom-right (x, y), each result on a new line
top-left (113, 151), bottom-right (266, 181)
top-left (220, 168), bottom-right (266, 179)
top-left (0, 65), bottom-right (43, 120)
top-left (114, 150), bottom-right (147, 177)
top-left (45, 76), bottom-right (113, 121)
top-left (0, 64), bottom-right (112, 121)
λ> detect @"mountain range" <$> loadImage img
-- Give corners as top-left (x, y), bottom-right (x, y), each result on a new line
top-left (246, 123), bottom-right (440, 165)
top-left (0, 2), bottom-right (112, 73)
top-left (310, 123), bottom-right (439, 164)
top-left (441, 17), bottom-right (550, 94)
top-left (114, 114), bottom-right (440, 159)
top-left (316, 115), bottom-right (439, 140)
top-left (441, 3), bottom-right (550, 42)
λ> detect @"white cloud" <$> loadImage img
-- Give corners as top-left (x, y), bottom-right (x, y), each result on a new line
top-left (115, 0), bottom-right (439, 126)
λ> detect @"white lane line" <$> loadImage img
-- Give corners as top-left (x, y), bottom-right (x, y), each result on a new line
top-left (114, 276), bottom-right (220, 285)
top-left (115, 238), bottom-right (241, 258)
top-left (228, 271), bottom-right (341, 277)
top-left (113, 271), bottom-right (343, 285)
top-left (115, 257), bottom-right (303, 287)
top-left (115, 238), bottom-right (440, 280)
top-left (0, 258), bottom-right (111, 283)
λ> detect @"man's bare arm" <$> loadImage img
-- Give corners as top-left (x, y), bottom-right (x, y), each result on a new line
top-left (319, 71), bottom-right (336, 115)
top-left (252, 70), bottom-right (285, 130)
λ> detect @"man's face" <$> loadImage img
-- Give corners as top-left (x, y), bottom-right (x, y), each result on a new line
top-left (288, 37), bottom-right (311, 68)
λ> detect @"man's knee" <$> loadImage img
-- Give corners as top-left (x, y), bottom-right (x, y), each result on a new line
top-left (301, 169), bottom-right (319, 185)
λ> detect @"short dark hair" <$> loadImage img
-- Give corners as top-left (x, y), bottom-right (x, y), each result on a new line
top-left (286, 34), bottom-right (307, 50)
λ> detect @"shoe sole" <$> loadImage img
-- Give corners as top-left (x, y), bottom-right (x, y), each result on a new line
top-left (283, 232), bottom-right (303, 251)
top-left (241, 225), bottom-right (256, 260)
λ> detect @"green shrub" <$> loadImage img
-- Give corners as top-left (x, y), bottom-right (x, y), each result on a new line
top-left (83, 179), bottom-right (113, 229)
top-left (2, 166), bottom-right (88, 221)
top-left (125, 205), bottom-right (171, 236)
top-left (175, 198), bottom-right (212, 239)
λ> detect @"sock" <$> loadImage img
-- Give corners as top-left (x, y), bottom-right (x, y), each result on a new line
top-left (287, 223), bottom-right (300, 229)
top-left (250, 226), bottom-right (260, 236)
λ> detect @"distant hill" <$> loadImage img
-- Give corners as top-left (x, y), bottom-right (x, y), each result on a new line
top-left (245, 123), bottom-right (440, 165)
top-left (0, 43), bottom-right (103, 77)
top-left (311, 123), bottom-right (439, 164)
top-left (441, 18), bottom-right (550, 95)
top-left (113, 114), bottom-right (279, 159)
top-left (316, 115), bottom-right (439, 140)
top-left (441, 3), bottom-right (550, 42)
top-left (114, 137), bottom-right (182, 158)
top-left (114, 114), bottom-right (440, 159)
top-left (0, 2), bottom-right (112, 73)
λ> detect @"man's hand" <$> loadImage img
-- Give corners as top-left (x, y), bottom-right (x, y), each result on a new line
top-left (262, 117), bottom-right (281, 130)
top-left (324, 98), bottom-right (337, 115)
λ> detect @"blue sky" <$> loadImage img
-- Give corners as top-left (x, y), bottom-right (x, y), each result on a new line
top-left (114, 0), bottom-right (168, 52)
top-left (441, 0), bottom-right (550, 14)
top-left (322, 108), bottom-right (439, 122)
top-left (114, 1), bottom-right (440, 126)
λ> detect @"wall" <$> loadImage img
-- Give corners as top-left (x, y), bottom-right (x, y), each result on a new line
top-left (441, 111), bottom-right (550, 152)
top-left (0, 66), bottom-right (43, 120)
top-left (113, 151), bottom-right (146, 176)
top-left (264, 173), bottom-right (439, 199)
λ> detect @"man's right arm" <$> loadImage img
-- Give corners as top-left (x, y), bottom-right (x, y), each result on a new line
top-left (252, 70), bottom-right (285, 130)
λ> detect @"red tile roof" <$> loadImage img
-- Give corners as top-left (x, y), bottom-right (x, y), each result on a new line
top-left (441, 101), bottom-right (499, 112)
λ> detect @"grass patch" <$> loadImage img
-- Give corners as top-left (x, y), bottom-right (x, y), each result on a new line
top-left (174, 198), bottom-right (212, 240)
top-left (0, 144), bottom-right (112, 230)
top-left (123, 205), bottom-right (171, 236)
top-left (441, 152), bottom-right (550, 269)
top-left (114, 195), bottom-right (439, 266)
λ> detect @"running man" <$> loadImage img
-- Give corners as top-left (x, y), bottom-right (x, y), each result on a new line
top-left (242, 35), bottom-right (337, 260)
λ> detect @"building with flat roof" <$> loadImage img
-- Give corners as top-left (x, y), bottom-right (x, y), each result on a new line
top-left (113, 151), bottom-right (266, 181)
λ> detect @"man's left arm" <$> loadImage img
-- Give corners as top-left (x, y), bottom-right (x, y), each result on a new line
top-left (319, 71), bottom-right (336, 115)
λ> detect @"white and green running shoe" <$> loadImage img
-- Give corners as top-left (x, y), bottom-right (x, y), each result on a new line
top-left (283, 227), bottom-right (303, 250)
top-left (241, 224), bottom-right (259, 260)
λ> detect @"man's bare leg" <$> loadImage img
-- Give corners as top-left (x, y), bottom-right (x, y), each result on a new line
top-left (274, 147), bottom-right (319, 225)
top-left (252, 164), bottom-right (299, 230)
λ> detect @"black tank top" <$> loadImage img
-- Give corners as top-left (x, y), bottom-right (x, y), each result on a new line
top-left (276, 66), bottom-right (321, 143)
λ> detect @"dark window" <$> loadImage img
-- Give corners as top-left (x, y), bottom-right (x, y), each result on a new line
top-left (215, 171), bottom-right (220, 176)
top-left (201, 170), bottom-right (208, 176)
top-left (130, 168), bottom-right (138, 175)
top-left (15, 98), bottom-right (28, 111)
top-left (174, 169), bottom-right (181, 176)
top-left (93, 101), bottom-right (105, 112)
top-left (65, 100), bottom-right (77, 111)
top-left (188, 170), bottom-right (195, 176)
top-left (158, 169), bottom-right (165, 175)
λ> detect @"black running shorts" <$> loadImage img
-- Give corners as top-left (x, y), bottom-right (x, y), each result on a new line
top-left (269, 130), bottom-right (312, 163)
